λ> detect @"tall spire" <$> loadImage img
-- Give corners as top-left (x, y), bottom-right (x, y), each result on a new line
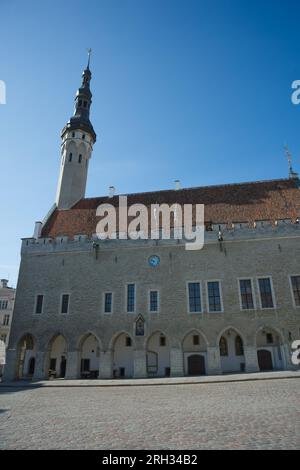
top-left (87, 48), bottom-right (92, 70)
top-left (61, 54), bottom-right (97, 143)
top-left (56, 57), bottom-right (97, 209)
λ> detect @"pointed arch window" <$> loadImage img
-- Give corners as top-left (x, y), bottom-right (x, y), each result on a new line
top-left (69, 153), bottom-right (73, 162)
top-left (235, 335), bottom-right (244, 356)
top-left (219, 336), bottom-right (228, 356)
top-left (135, 316), bottom-right (145, 336)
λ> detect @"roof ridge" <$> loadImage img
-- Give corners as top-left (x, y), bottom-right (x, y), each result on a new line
top-left (43, 177), bottom-right (300, 238)
top-left (80, 178), bottom-right (292, 202)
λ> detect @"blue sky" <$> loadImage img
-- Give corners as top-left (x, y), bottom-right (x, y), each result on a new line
top-left (1, 0), bottom-right (300, 286)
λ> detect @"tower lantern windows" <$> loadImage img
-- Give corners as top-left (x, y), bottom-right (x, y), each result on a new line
top-left (69, 153), bottom-right (73, 162)
top-left (82, 134), bottom-right (85, 140)
top-left (78, 99), bottom-right (82, 107)
top-left (83, 101), bottom-right (87, 108)
top-left (78, 154), bottom-right (82, 164)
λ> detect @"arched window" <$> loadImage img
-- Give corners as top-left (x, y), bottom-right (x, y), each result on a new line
top-left (78, 154), bottom-right (82, 163)
top-left (135, 316), bottom-right (145, 336)
top-left (219, 336), bottom-right (228, 356)
top-left (235, 335), bottom-right (244, 356)
top-left (69, 153), bottom-right (72, 162)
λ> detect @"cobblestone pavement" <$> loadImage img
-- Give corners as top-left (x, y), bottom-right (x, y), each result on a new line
top-left (2, 369), bottom-right (300, 388)
top-left (0, 378), bottom-right (299, 449)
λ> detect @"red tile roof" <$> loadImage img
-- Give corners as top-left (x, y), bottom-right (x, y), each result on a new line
top-left (41, 178), bottom-right (300, 239)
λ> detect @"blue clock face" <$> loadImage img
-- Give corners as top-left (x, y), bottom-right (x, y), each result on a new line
top-left (149, 255), bottom-right (160, 267)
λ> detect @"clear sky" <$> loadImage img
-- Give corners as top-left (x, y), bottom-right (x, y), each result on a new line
top-left (1, 0), bottom-right (300, 286)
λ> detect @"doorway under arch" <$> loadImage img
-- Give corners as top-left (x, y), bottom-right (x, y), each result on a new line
top-left (79, 333), bottom-right (100, 379)
top-left (256, 327), bottom-right (284, 371)
top-left (112, 333), bottom-right (134, 378)
top-left (28, 357), bottom-right (35, 376)
top-left (187, 354), bottom-right (205, 375)
top-left (47, 334), bottom-right (68, 379)
top-left (182, 330), bottom-right (207, 376)
top-left (257, 349), bottom-right (273, 371)
top-left (16, 334), bottom-right (36, 379)
top-left (146, 332), bottom-right (170, 377)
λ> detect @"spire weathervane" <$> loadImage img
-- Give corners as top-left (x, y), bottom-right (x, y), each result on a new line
top-left (284, 144), bottom-right (299, 180)
top-left (87, 48), bottom-right (92, 69)
top-left (284, 144), bottom-right (293, 175)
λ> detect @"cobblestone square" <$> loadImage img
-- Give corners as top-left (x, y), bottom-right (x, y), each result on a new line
top-left (0, 378), bottom-right (299, 450)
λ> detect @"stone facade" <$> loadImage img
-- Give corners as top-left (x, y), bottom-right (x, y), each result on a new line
top-left (3, 222), bottom-right (300, 381)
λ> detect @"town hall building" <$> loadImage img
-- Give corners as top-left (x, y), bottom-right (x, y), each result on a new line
top-left (3, 59), bottom-right (300, 381)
